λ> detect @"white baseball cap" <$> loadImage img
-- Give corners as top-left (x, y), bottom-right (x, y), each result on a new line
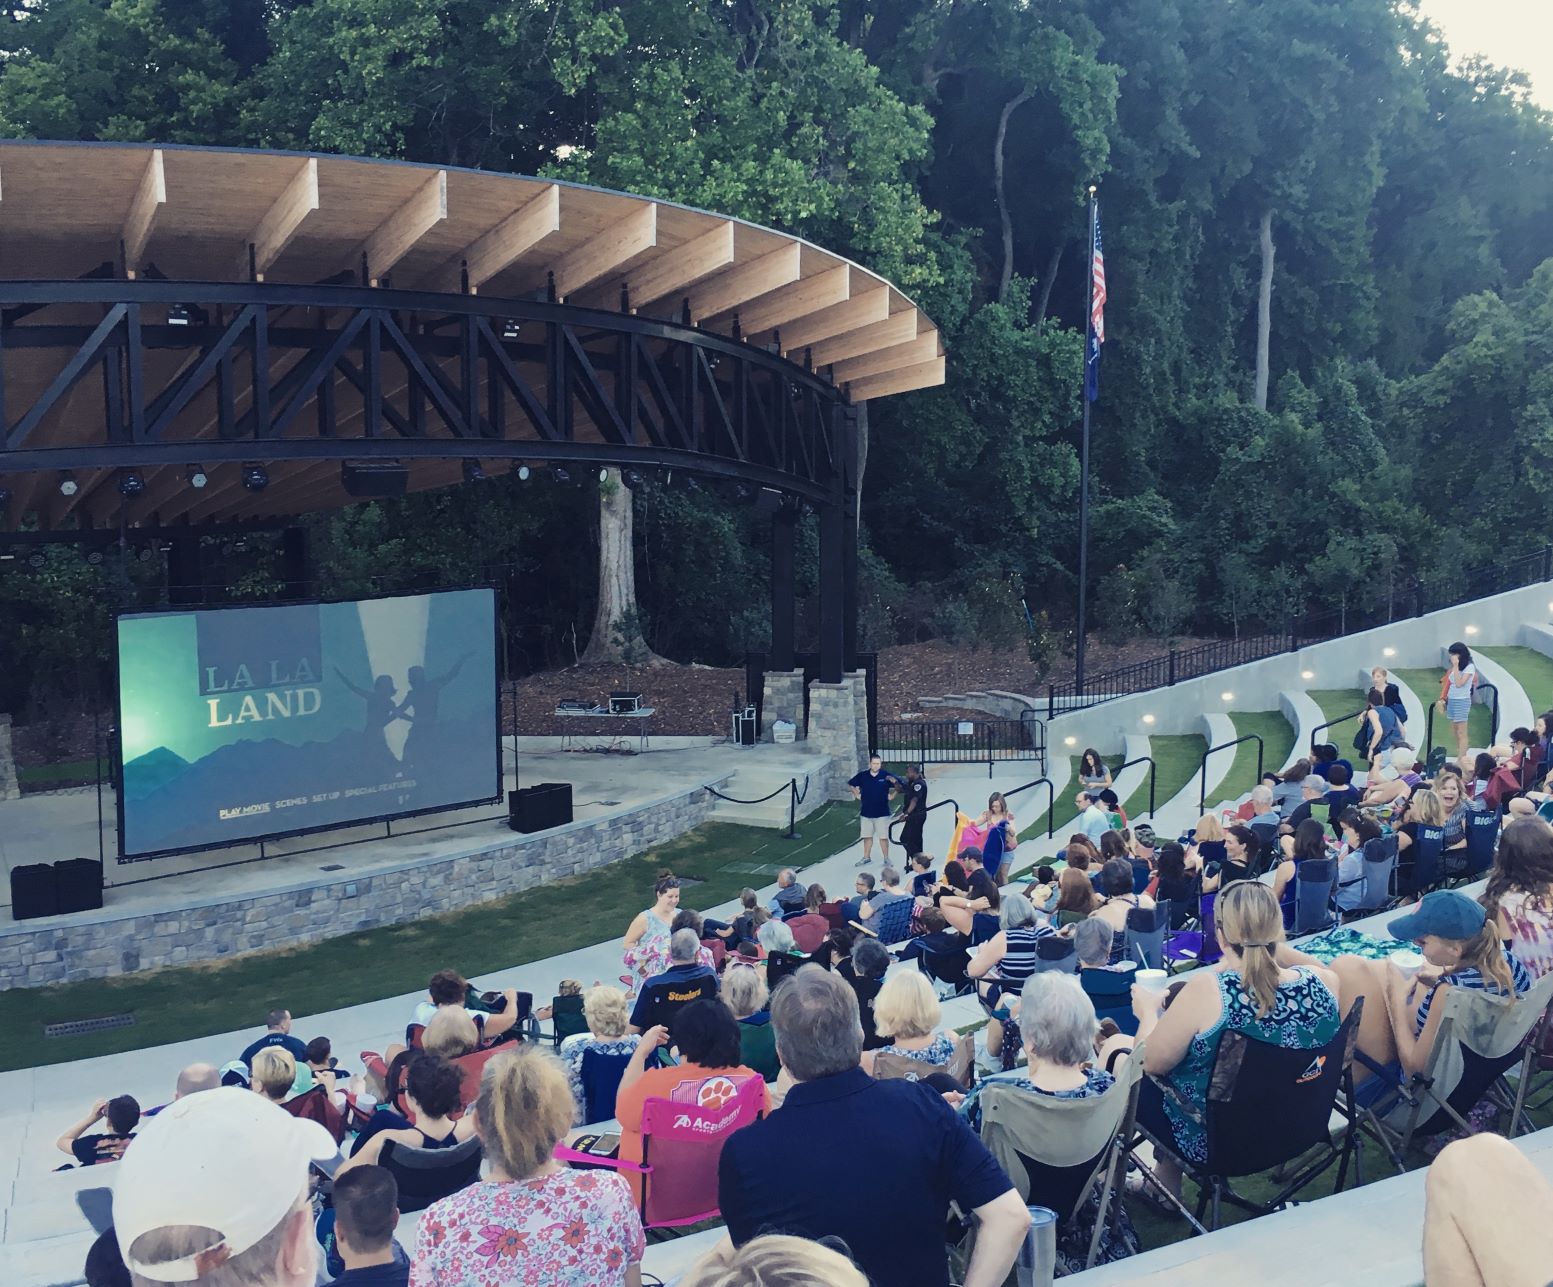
top-left (113, 1087), bottom-right (337, 1282)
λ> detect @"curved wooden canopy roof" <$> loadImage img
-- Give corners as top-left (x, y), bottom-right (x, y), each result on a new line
top-left (0, 142), bottom-right (943, 397)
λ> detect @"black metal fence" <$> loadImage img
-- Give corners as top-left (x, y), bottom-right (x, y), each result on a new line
top-left (876, 715), bottom-right (1047, 778)
top-left (1046, 544), bottom-right (1553, 717)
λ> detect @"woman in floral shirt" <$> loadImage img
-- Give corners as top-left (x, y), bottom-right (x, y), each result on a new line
top-left (558, 985), bottom-right (641, 1126)
top-left (412, 1047), bottom-right (644, 1287)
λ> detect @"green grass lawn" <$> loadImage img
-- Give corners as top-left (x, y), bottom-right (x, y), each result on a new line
top-left (17, 759), bottom-right (100, 787)
top-left (1205, 710), bottom-right (1296, 811)
top-left (1309, 688), bottom-right (1368, 758)
top-left (1481, 646), bottom-right (1553, 721)
top-left (0, 804), bottom-right (859, 1072)
top-left (1119, 734), bottom-right (1207, 828)
top-left (1395, 667), bottom-right (1492, 755)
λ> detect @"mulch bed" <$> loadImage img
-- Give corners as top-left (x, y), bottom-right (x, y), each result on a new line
top-left (505, 662), bottom-right (745, 737)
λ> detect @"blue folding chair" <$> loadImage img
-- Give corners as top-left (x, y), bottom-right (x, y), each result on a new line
top-left (1293, 857), bottom-right (1338, 935)
top-left (1340, 835), bottom-right (1398, 921)
top-left (1164, 891), bottom-right (1221, 967)
top-left (1460, 809), bottom-right (1499, 882)
top-left (1125, 903), bottom-right (1168, 970)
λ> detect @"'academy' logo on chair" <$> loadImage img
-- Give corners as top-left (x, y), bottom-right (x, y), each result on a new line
top-left (1295, 1055), bottom-right (1327, 1085)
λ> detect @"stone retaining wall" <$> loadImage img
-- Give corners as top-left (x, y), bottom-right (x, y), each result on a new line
top-left (0, 781), bottom-right (717, 989)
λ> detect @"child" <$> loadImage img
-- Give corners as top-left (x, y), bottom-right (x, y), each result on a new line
top-left (909, 852), bottom-right (937, 898)
top-left (534, 977), bottom-right (582, 1022)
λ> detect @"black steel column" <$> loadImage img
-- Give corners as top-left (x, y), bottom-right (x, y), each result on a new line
top-left (281, 526), bottom-right (310, 600)
top-left (841, 405), bottom-right (860, 674)
top-left (770, 504), bottom-right (796, 672)
top-left (166, 535), bottom-right (202, 606)
top-left (818, 500), bottom-right (845, 684)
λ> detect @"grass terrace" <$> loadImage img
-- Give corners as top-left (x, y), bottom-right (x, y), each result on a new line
top-left (1394, 667), bottom-right (1493, 754)
top-left (1481, 646), bottom-right (1553, 720)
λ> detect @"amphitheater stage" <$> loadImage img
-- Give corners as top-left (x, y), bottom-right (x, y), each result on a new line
top-left (0, 737), bottom-right (831, 988)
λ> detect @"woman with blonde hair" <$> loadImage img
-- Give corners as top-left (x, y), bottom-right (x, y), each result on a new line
top-left (1396, 787), bottom-right (1446, 858)
top-left (1327, 890), bottom-right (1532, 1092)
top-left (1120, 882), bottom-right (1340, 1201)
top-left (863, 970), bottom-right (955, 1070)
top-left (558, 985), bottom-right (641, 1126)
top-left (680, 1234), bottom-right (868, 1287)
top-left (249, 1047), bottom-right (298, 1103)
top-left (412, 1046), bottom-right (645, 1285)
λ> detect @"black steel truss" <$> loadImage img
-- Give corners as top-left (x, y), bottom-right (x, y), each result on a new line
top-left (0, 280), bottom-right (849, 503)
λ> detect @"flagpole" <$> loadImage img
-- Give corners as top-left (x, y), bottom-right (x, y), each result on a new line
top-left (1075, 184), bottom-right (1097, 697)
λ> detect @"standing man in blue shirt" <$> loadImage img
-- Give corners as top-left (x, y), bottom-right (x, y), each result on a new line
top-left (847, 753), bottom-right (901, 867)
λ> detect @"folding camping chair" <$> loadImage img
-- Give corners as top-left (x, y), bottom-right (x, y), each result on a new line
top-left (1131, 1001), bottom-right (1365, 1233)
top-left (1163, 890), bottom-right (1221, 968)
top-left (969, 1049), bottom-right (1146, 1271)
top-left (1339, 834), bottom-right (1398, 922)
top-left (1292, 856), bottom-right (1337, 936)
top-left (1124, 903), bottom-right (1168, 970)
top-left (1452, 808), bottom-right (1499, 884)
top-left (554, 1076), bottom-right (766, 1229)
top-left (1354, 970), bottom-right (1553, 1173)
top-left (1030, 934), bottom-right (1078, 974)
top-left (873, 1032), bottom-right (977, 1090)
top-left (905, 938), bottom-right (976, 999)
top-left (378, 1135), bottom-right (484, 1213)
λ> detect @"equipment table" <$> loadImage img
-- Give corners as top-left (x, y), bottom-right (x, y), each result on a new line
top-left (555, 706), bottom-right (657, 753)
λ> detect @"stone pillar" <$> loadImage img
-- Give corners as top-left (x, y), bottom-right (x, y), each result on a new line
top-left (760, 669), bottom-right (805, 742)
top-left (808, 675), bottom-right (870, 800)
top-left (0, 714), bottom-right (19, 801)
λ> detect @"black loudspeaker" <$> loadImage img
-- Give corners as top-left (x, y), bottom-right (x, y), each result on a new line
top-left (507, 783), bottom-right (574, 833)
top-left (55, 858), bottom-right (104, 914)
top-left (10, 863), bottom-right (59, 920)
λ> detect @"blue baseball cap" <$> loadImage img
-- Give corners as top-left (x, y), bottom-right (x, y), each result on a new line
top-left (1387, 890), bottom-right (1486, 943)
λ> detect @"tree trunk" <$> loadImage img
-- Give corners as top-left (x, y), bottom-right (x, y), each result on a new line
top-left (1033, 240), bottom-right (1065, 333)
top-left (580, 469), bottom-right (665, 666)
top-left (994, 87), bottom-right (1034, 304)
top-left (1254, 208), bottom-right (1275, 411)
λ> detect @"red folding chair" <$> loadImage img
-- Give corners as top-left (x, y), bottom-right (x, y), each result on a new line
top-left (553, 1075), bottom-right (765, 1228)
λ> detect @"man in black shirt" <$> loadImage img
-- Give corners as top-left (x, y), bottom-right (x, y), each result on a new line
top-left (332, 1165), bottom-right (410, 1285)
top-left (896, 763), bottom-right (929, 859)
top-left (629, 929), bottom-right (719, 1032)
top-left (56, 1095), bottom-right (139, 1167)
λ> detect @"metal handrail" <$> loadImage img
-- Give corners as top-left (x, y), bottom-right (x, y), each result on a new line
top-left (1112, 755), bottom-right (1158, 820)
top-left (1310, 709), bottom-right (1367, 755)
top-left (887, 795), bottom-right (960, 848)
top-left (1426, 681), bottom-right (1501, 758)
top-left (1198, 733), bottom-right (1264, 816)
top-left (1004, 777), bottom-right (1056, 839)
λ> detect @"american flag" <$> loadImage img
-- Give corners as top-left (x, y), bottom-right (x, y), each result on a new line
top-left (1085, 204), bottom-right (1105, 403)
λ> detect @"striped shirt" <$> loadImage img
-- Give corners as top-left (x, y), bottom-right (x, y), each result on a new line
top-left (1414, 948), bottom-right (1533, 1034)
top-left (998, 925), bottom-right (1049, 993)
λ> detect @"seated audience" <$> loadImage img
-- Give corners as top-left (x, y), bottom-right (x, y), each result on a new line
top-left (723, 964), bottom-right (780, 1081)
top-left (857, 866), bottom-right (913, 932)
top-left (939, 868), bottom-right (1001, 937)
top-left (1325, 890), bottom-right (1531, 1092)
top-left (1436, 770), bottom-right (1470, 853)
top-left (863, 970), bottom-right (957, 1071)
top-left (616, 999), bottom-right (769, 1200)
top-left (1421, 1132), bottom-right (1553, 1287)
top-left (1151, 843), bottom-right (1199, 927)
top-left (1091, 858), bottom-right (1156, 962)
top-left (1334, 811), bottom-right (1383, 912)
top-left (841, 871), bottom-right (876, 923)
top-left (1281, 771), bottom-right (1329, 836)
top-left (337, 1053), bottom-right (474, 1178)
top-left (56, 1095), bottom-right (139, 1168)
top-left (251, 1048), bottom-right (303, 1104)
top-left (331, 1165), bottom-right (409, 1286)
top-left (723, 888), bottom-right (761, 942)
top-left (1483, 817), bottom-right (1553, 979)
top-left (384, 1004), bottom-right (482, 1093)
top-left (1057, 834), bottom-right (1101, 876)
top-left (681, 1234), bottom-right (869, 1287)
top-left (1053, 866), bottom-right (1101, 927)
top-left (410, 969), bottom-right (522, 1045)
top-left (1271, 759), bottom-right (1311, 816)
top-left (1200, 824), bottom-right (1260, 893)
top-left (239, 1007), bottom-right (309, 1067)
top-left (812, 926), bottom-right (857, 969)
top-left (1244, 784), bottom-right (1282, 849)
top-left (1271, 817), bottom-right (1328, 905)
top-left (558, 985), bottom-right (641, 1126)
top-left (909, 852), bottom-right (938, 897)
top-left (671, 908), bottom-right (721, 970)
top-left (111, 1087), bottom-right (336, 1286)
top-left (1120, 882), bottom-right (1341, 1200)
top-left (1184, 814), bottom-right (1226, 872)
top-left (1074, 916), bottom-right (1135, 1023)
top-left (305, 1036), bottom-right (344, 1096)
top-left (1075, 790), bottom-right (1109, 845)
top-left (1308, 743), bottom-right (1354, 783)
top-left (413, 1048), bottom-right (644, 1286)
top-left (758, 918), bottom-right (802, 958)
top-left (1323, 762), bottom-right (1362, 824)
top-left (1396, 787), bottom-right (1446, 858)
top-left (769, 867), bottom-right (807, 917)
top-left (898, 905), bottom-right (965, 965)
top-left (629, 928), bottom-right (719, 1032)
top-left (839, 936), bottom-right (891, 1049)
top-left (718, 965), bottom-right (1029, 1287)
top-left (143, 1063), bottom-right (220, 1119)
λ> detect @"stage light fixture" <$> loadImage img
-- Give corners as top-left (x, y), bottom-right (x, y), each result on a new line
top-left (596, 468), bottom-right (609, 484)
top-left (185, 464), bottom-right (208, 489)
top-left (28, 551), bottom-right (46, 568)
top-left (514, 464), bottom-right (532, 482)
top-left (85, 549), bottom-right (104, 565)
top-left (462, 459), bottom-right (486, 483)
top-left (241, 463), bottom-right (270, 492)
top-left (59, 473), bottom-right (79, 497)
top-left (501, 319), bottom-right (522, 341)
top-left (552, 466), bottom-right (571, 483)
top-left (167, 303), bottom-right (195, 327)
top-left (622, 469), bottom-right (645, 489)
top-left (117, 468), bottom-right (146, 497)
top-left (137, 546), bottom-right (155, 563)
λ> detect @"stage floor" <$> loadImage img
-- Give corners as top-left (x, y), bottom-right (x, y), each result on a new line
top-left (0, 736), bottom-right (820, 916)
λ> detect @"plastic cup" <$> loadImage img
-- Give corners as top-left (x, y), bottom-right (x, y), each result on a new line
top-left (1016, 1205), bottom-right (1058, 1287)
top-left (1390, 949), bottom-right (1426, 977)
top-left (1135, 967), bottom-right (1169, 993)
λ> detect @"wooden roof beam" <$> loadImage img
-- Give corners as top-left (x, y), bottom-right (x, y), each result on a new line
top-left (441, 183), bottom-right (560, 292)
top-left (553, 203), bottom-right (657, 299)
top-left (847, 355), bottom-right (945, 401)
top-left (684, 243), bottom-right (800, 323)
top-left (122, 149), bottom-right (166, 276)
top-left (240, 158), bottom-right (319, 280)
top-left (830, 331), bottom-right (942, 384)
top-left (620, 219), bottom-right (734, 309)
top-left (775, 285), bottom-right (889, 353)
top-left (809, 310), bottom-right (918, 369)
top-left (357, 169), bottom-right (447, 285)
top-left (734, 265), bottom-right (850, 336)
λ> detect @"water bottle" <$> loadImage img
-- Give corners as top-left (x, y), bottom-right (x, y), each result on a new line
top-left (1015, 1205), bottom-right (1058, 1287)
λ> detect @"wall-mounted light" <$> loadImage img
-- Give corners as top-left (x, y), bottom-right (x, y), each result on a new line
top-left (1464, 624), bottom-right (1479, 636)
top-left (1063, 736), bottom-right (1077, 747)
top-left (1300, 670), bottom-right (1315, 681)
top-left (1220, 691), bottom-right (1235, 703)
top-left (1142, 714), bottom-right (1156, 725)
top-left (1383, 646), bottom-right (1396, 658)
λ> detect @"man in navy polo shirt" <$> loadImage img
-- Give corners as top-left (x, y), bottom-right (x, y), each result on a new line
top-left (629, 929), bottom-right (719, 1033)
top-left (718, 965), bottom-right (1029, 1287)
top-left (848, 753), bottom-right (901, 867)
